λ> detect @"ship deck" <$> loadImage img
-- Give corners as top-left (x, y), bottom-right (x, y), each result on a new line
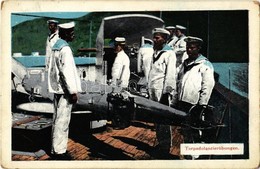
top-left (12, 120), bottom-right (184, 161)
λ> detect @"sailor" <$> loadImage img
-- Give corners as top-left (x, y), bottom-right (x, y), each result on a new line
top-left (45, 19), bottom-right (59, 71)
top-left (110, 37), bottom-right (130, 90)
top-left (176, 37), bottom-right (215, 155)
top-left (165, 26), bottom-right (178, 49)
top-left (174, 25), bottom-right (188, 73)
top-left (137, 37), bottom-right (154, 83)
top-left (148, 28), bottom-right (177, 156)
top-left (48, 21), bottom-right (82, 160)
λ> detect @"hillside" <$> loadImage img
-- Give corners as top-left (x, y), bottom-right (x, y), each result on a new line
top-left (12, 12), bottom-right (112, 56)
top-left (12, 11), bottom-right (162, 56)
top-left (12, 11), bottom-right (249, 62)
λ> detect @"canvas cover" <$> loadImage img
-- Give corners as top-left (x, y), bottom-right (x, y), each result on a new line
top-left (96, 14), bottom-right (164, 65)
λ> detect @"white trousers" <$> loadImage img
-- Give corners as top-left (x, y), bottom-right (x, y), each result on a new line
top-left (51, 94), bottom-right (73, 154)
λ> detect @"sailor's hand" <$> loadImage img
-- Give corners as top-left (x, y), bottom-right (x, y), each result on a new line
top-left (170, 91), bottom-right (178, 107)
top-left (69, 93), bottom-right (78, 104)
top-left (170, 97), bottom-right (178, 108)
top-left (164, 86), bottom-right (173, 95)
top-left (117, 79), bottom-right (122, 86)
top-left (107, 79), bottom-right (112, 85)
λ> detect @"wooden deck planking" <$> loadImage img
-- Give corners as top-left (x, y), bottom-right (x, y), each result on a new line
top-left (12, 121), bottom-right (183, 161)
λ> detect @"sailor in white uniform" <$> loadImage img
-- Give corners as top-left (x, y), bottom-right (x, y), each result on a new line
top-left (48, 21), bottom-right (82, 160)
top-left (177, 36), bottom-right (215, 108)
top-left (165, 26), bottom-right (178, 49)
top-left (45, 20), bottom-right (59, 71)
top-left (111, 37), bottom-right (130, 89)
top-left (137, 37), bottom-right (154, 83)
top-left (176, 37), bottom-right (215, 159)
top-left (174, 25), bottom-right (188, 73)
top-left (148, 28), bottom-right (177, 156)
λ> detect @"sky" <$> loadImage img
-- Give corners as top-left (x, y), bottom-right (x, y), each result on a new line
top-left (11, 12), bottom-right (89, 27)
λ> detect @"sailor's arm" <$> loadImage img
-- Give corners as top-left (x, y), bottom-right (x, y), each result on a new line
top-left (59, 47), bottom-right (81, 102)
top-left (163, 51), bottom-right (177, 95)
top-left (137, 48), bottom-right (143, 74)
top-left (111, 55), bottom-right (123, 86)
top-left (198, 62), bottom-right (215, 105)
top-left (174, 39), bottom-right (186, 55)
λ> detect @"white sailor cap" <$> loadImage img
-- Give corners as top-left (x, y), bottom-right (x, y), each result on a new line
top-left (165, 26), bottom-right (175, 30)
top-left (47, 20), bottom-right (59, 24)
top-left (144, 38), bottom-right (153, 45)
top-left (115, 37), bottom-right (126, 45)
top-left (152, 28), bottom-right (170, 35)
top-left (184, 36), bottom-right (203, 44)
top-left (175, 25), bottom-right (186, 30)
top-left (58, 22), bottom-right (75, 29)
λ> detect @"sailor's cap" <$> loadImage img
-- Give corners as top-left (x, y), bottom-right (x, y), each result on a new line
top-left (152, 28), bottom-right (170, 36)
top-left (58, 22), bottom-right (75, 29)
top-left (47, 20), bottom-right (59, 24)
top-left (144, 38), bottom-right (153, 45)
top-left (165, 26), bottom-right (176, 30)
top-left (175, 25), bottom-right (186, 30)
top-left (184, 36), bottom-right (203, 44)
top-left (115, 37), bottom-right (126, 45)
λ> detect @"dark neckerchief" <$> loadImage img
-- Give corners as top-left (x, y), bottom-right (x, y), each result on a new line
top-left (49, 31), bottom-right (58, 42)
top-left (153, 50), bottom-right (166, 63)
top-left (183, 55), bottom-right (203, 73)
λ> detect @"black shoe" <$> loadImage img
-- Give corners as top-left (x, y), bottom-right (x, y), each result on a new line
top-left (50, 152), bottom-right (72, 160)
